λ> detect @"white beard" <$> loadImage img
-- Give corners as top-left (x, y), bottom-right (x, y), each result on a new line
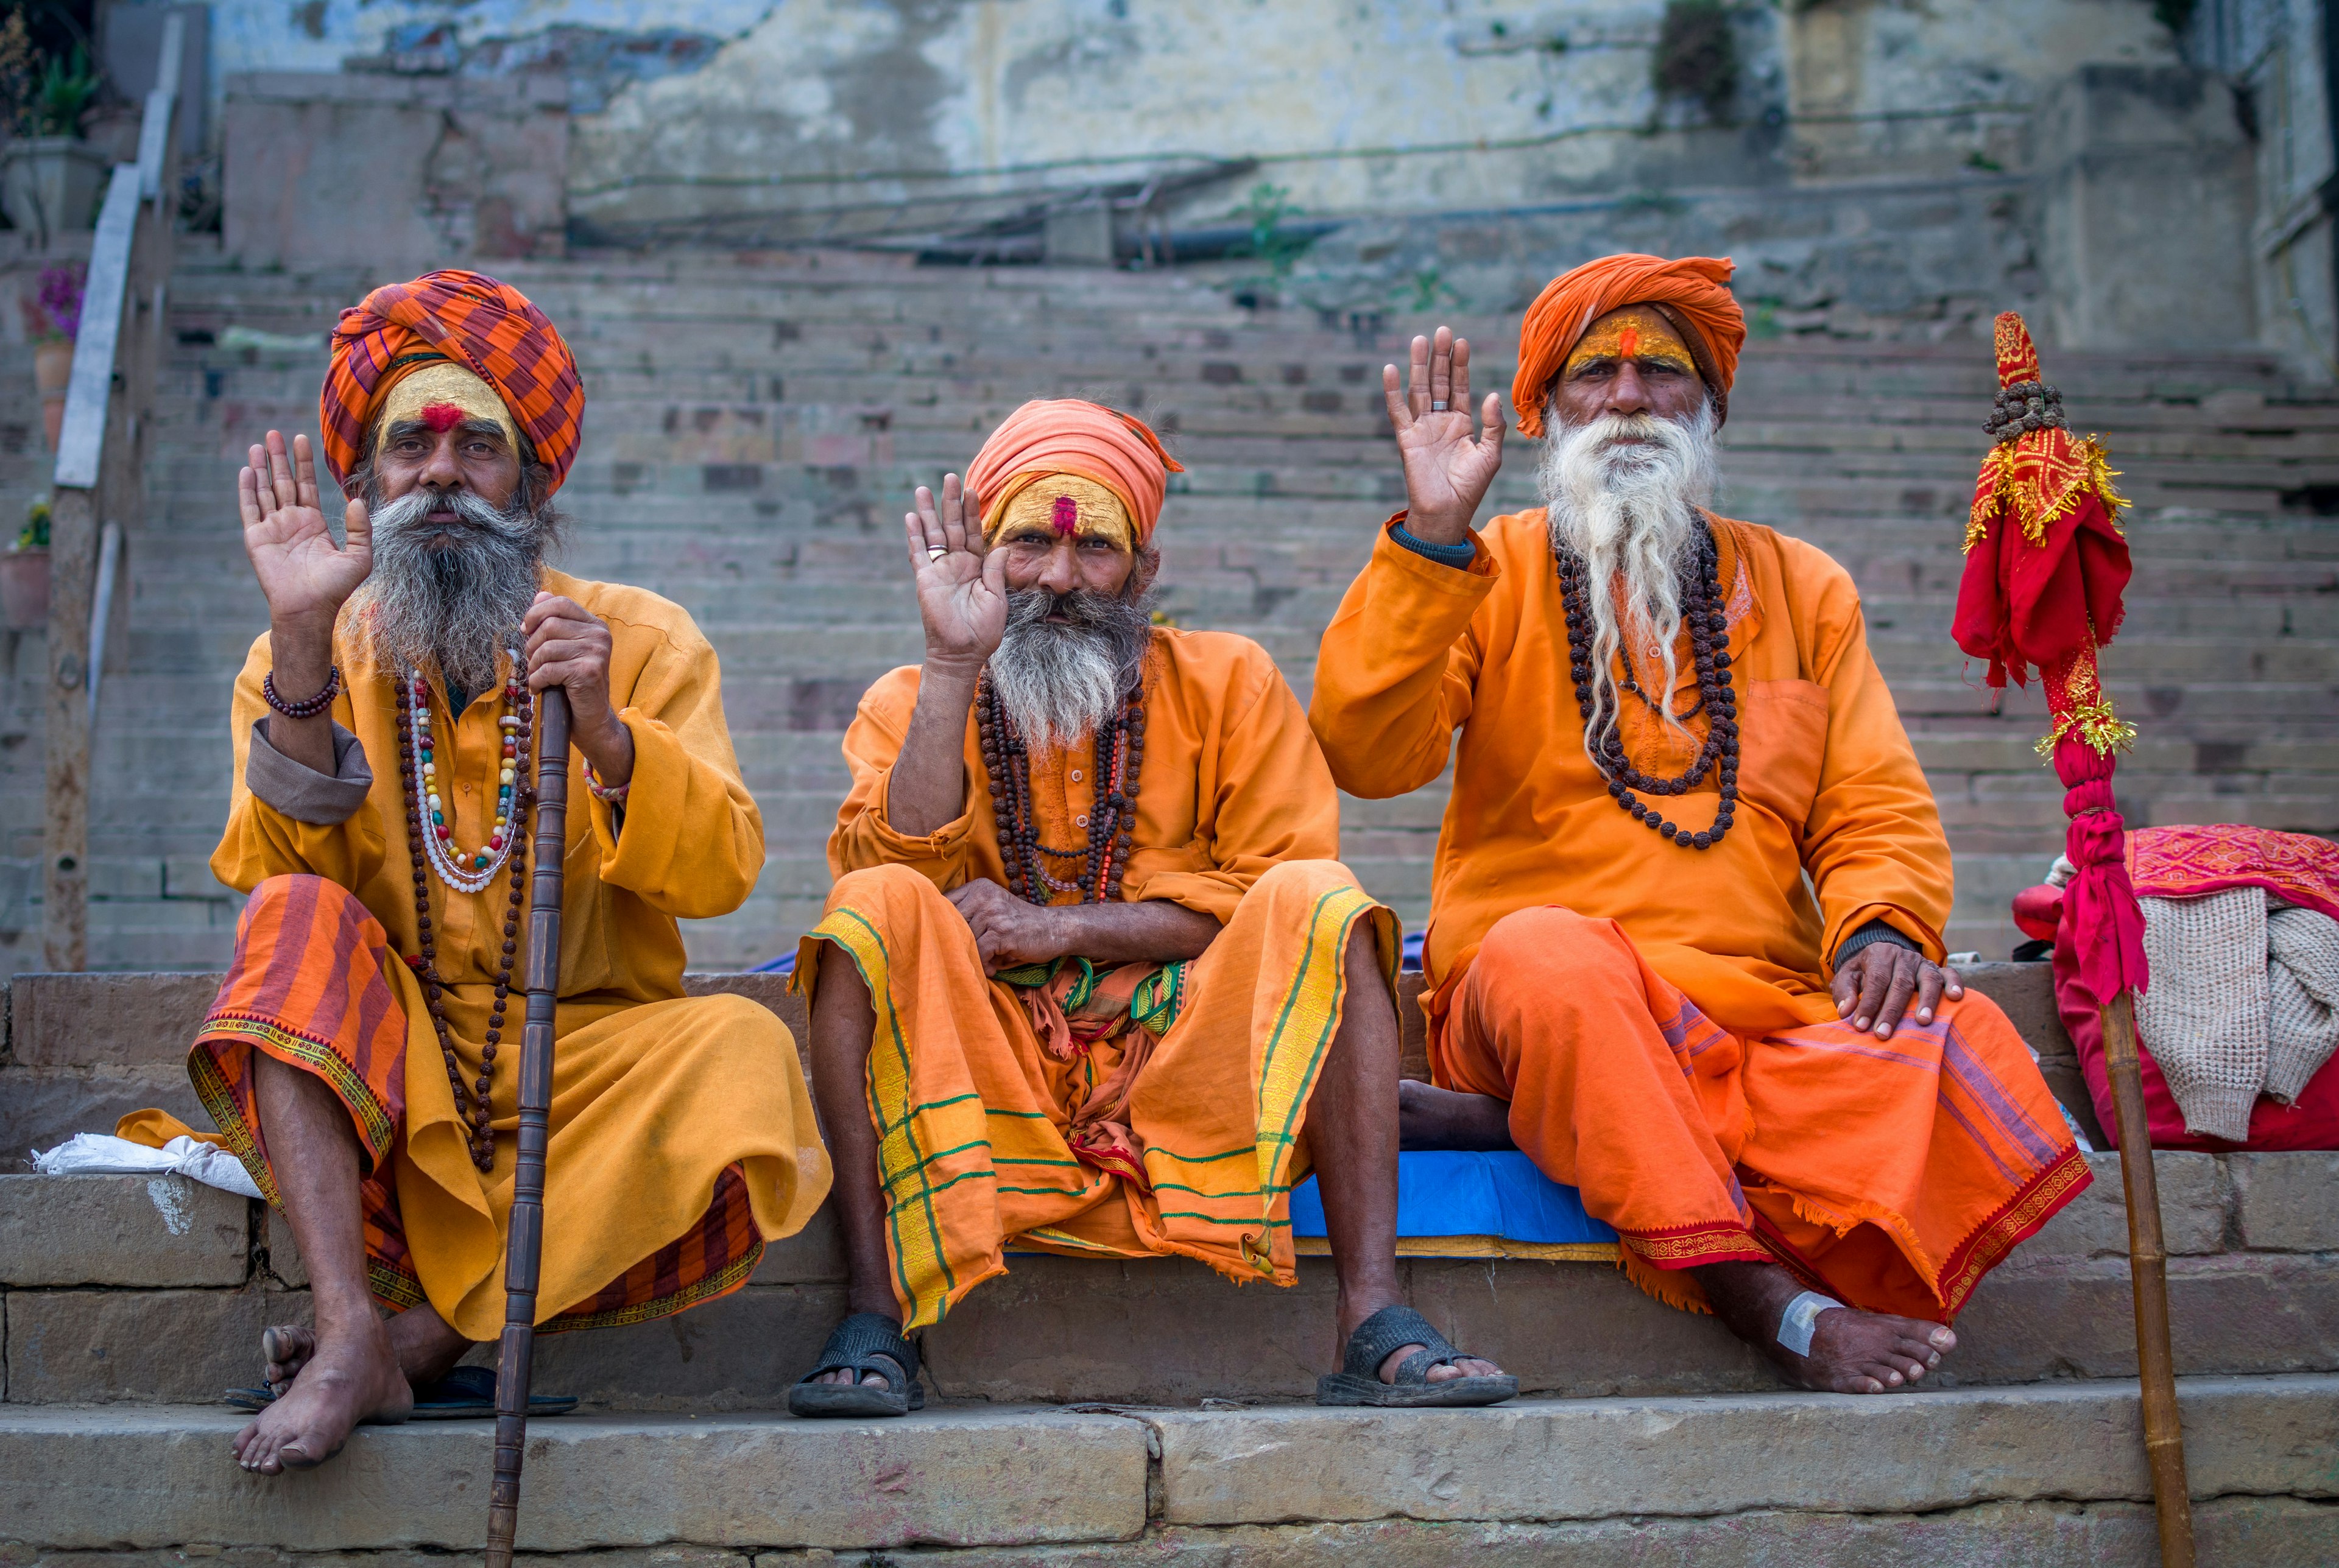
top-left (344, 483), bottom-right (549, 698)
top-left (986, 586), bottom-right (1155, 754)
top-left (1537, 401), bottom-right (1722, 756)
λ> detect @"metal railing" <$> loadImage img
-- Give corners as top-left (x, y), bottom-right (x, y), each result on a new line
top-left (42, 12), bottom-right (182, 970)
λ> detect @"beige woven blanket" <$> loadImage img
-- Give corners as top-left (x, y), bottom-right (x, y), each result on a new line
top-left (2137, 887), bottom-right (2339, 1142)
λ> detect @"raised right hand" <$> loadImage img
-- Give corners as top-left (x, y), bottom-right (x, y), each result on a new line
top-left (1383, 326), bottom-right (1507, 546)
top-left (238, 430), bottom-right (372, 628)
top-left (906, 472), bottom-right (1008, 673)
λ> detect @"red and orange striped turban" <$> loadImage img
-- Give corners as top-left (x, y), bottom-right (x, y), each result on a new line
top-left (320, 269), bottom-right (586, 495)
top-left (1511, 254), bottom-right (1745, 436)
top-left (964, 399), bottom-right (1183, 549)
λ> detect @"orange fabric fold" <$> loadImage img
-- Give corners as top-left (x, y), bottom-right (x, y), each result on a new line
top-left (1511, 254), bottom-right (1745, 435)
top-left (964, 398), bottom-right (1183, 544)
top-left (1440, 906), bottom-right (2089, 1319)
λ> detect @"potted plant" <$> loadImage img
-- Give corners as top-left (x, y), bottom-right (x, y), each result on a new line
top-left (2, 495), bottom-right (51, 631)
top-left (22, 259), bottom-right (79, 449)
top-left (0, 26), bottom-right (104, 243)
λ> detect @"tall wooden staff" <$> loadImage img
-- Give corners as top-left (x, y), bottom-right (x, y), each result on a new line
top-left (485, 686), bottom-right (571, 1568)
top-left (1953, 315), bottom-right (2192, 1567)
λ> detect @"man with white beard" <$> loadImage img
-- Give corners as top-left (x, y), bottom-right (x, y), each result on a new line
top-left (172, 271), bottom-right (828, 1475)
top-left (1311, 255), bottom-right (2088, 1394)
top-left (791, 398), bottom-right (1512, 1415)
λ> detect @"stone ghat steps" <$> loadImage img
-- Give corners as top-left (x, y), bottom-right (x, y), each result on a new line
top-left (2, 1379), bottom-right (2333, 1565)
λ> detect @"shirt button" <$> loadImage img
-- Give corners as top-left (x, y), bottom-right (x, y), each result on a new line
top-left (1076, 814), bottom-right (1088, 827)
top-left (1070, 769), bottom-right (1082, 782)
top-left (461, 782), bottom-right (473, 794)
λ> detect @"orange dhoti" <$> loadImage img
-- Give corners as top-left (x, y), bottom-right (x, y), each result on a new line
top-left (1434, 906), bottom-right (2089, 1321)
top-left (799, 859), bottom-right (1397, 1330)
top-left (183, 874), bottom-right (828, 1339)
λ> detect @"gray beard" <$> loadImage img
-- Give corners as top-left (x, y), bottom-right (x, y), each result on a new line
top-left (986, 585), bottom-right (1156, 753)
top-left (344, 483), bottom-right (548, 699)
top-left (1537, 402), bottom-right (1721, 751)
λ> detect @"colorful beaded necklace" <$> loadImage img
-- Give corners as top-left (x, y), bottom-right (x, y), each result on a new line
top-left (400, 657), bottom-right (532, 893)
top-left (975, 670), bottom-right (1145, 905)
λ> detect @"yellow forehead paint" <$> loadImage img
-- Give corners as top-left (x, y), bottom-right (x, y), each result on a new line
top-left (372, 360), bottom-right (519, 452)
top-left (1564, 309), bottom-right (1694, 374)
top-left (986, 473), bottom-right (1135, 552)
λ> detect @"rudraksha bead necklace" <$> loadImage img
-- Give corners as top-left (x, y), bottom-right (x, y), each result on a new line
top-left (1556, 525), bottom-right (1741, 851)
top-left (975, 670), bottom-right (1145, 904)
top-left (394, 665), bottom-right (537, 1171)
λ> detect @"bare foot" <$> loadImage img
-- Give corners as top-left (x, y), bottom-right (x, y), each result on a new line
top-left (259, 1305), bottom-right (471, 1397)
top-left (1694, 1259), bottom-right (1956, 1394)
top-left (232, 1318), bottom-right (412, 1474)
top-left (1396, 1080), bottom-right (1515, 1151)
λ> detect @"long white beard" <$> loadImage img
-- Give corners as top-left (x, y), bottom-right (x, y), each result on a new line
top-left (344, 485), bottom-right (548, 698)
top-left (986, 586), bottom-right (1155, 753)
top-left (1537, 401), bottom-right (1721, 756)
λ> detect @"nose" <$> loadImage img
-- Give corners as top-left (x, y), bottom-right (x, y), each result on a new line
top-left (1605, 362), bottom-right (1652, 418)
top-left (1035, 541), bottom-right (1081, 596)
top-left (418, 435), bottom-right (465, 493)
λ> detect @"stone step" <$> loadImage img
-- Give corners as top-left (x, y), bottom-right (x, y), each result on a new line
top-left (0, 1376), bottom-right (2331, 1561)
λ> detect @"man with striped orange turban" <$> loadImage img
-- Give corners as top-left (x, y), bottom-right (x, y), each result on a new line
top-left (154, 270), bottom-right (829, 1474)
top-left (791, 398), bottom-right (1512, 1414)
top-left (1311, 255), bottom-right (2088, 1395)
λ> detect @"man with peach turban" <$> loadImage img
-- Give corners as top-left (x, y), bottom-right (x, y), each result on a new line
top-left (1310, 255), bottom-right (2089, 1395)
top-left (144, 270), bottom-right (828, 1475)
top-left (791, 398), bottom-right (1512, 1414)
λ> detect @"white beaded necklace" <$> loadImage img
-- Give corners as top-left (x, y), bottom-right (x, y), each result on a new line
top-left (402, 653), bottom-right (532, 895)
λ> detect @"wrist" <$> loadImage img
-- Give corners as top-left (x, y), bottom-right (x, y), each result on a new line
top-left (1402, 510), bottom-right (1474, 546)
top-left (577, 711), bottom-right (634, 786)
top-left (921, 653), bottom-right (987, 687)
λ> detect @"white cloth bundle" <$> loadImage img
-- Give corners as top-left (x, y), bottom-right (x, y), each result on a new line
top-left (2136, 887), bottom-right (2339, 1142)
top-left (30, 1131), bottom-right (262, 1198)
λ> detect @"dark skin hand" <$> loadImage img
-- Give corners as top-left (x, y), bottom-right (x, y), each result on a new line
top-left (1832, 942), bottom-right (1964, 1038)
top-left (946, 877), bottom-right (1221, 972)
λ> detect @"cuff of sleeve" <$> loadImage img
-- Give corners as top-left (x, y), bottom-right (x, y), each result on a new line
top-left (1833, 919), bottom-right (1922, 969)
top-left (245, 719), bottom-right (373, 825)
top-left (1391, 520), bottom-right (1480, 569)
top-left (591, 711), bottom-right (663, 884)
top-left (1132, 871), bottom-right (1241, 926)
top-left (865, 768), bottom-right (979, 860)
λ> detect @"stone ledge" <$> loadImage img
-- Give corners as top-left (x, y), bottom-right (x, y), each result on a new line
top-left (0, 1173), bottom-right (249, 1287)
top-left (1145, 1374), bottom-right (2339, 1527)
top-left (0, 1405), bottom-right (1148, 1552)
top-left (2232, 1152), bottom-right (2339, 1251)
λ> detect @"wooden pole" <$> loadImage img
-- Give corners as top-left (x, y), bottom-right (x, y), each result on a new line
top-left (2098, 990), bottom-right (2195, 1567)
top-left (485, 687), bottom-right (570, 1568)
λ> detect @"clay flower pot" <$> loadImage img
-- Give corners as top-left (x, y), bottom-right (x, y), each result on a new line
top-left (34, 339), bottom-right (72, 451)
top-left (0, 547), bottom-right (50, 631)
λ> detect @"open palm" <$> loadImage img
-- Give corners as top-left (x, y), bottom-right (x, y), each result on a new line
top-left (238, 431), bottom-right (372, 624)
top-left (905, 472), bottom-right (1007, 670)
top-left (1383, 327), bottom-right (1506, 544)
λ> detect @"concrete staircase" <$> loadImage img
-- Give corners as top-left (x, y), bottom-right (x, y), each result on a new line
top-left (4, 966), bottom-right (2338, 1561)
top-left (0, 242), bottom-right (2334, 968)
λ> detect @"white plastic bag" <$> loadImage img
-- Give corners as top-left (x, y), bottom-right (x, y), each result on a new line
top-left (32, 1131), bottom-right (262, 1199)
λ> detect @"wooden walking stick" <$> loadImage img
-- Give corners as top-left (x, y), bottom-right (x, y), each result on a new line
top-left (1953, 314), bottom-right (2192, 1567)
top-left (486, 685), bottom-right (571, 1568)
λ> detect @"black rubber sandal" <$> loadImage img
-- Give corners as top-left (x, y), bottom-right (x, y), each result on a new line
top-left (788, 1311), bottom-right (926, 1418)
top-left (1315, 1304), bottom-right (1519, 1408)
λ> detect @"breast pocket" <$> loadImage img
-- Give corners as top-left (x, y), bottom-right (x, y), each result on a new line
top-left (1735, 680), bottom-right (1830, 843)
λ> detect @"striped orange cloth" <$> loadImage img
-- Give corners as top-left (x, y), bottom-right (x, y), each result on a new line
top-left (1434, 905), bottom-right (2089, 1320)
top-left (320, 269), bottom-right (587, 494)
top-left (192, 874), bottom-right (767, 1334)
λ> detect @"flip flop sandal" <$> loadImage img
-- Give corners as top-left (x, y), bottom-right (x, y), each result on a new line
top-left (224, 1364), bottom-right (579, 1419)
top-left (788, 1311), bottom-right (926, 1418)
top-left (1315, 1304), bottom-right (1519, 1408)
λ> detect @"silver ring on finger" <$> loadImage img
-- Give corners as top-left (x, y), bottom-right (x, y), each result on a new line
top-left (1431, 400), bottom-right (1448, 412)
top-left (927, 547), bottom-right (948, 562)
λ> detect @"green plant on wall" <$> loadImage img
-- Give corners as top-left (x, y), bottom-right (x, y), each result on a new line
top-left (18, 495), bottom-right (51, 551)
top-left (1654, 0), bottom-right (1738, 122)
top-left (1229, 183), bottom-right (1312, 280)
top-left (30, 41), bottom-right (95, 135)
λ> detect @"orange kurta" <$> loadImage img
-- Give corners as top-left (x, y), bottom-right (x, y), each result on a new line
top-left (1310, 511), bottom-right (2087, 1317)
top-left (802, 627), bottom-right (1396, 1329)
top-left (197, 568), bottom-right (830, 1340)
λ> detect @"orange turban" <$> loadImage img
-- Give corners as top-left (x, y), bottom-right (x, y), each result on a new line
top-left (964, 399), bottom-right (1183, 547)
top-left (1511, 255), bottom-right (1745, 437)
top-left (320, 269), bottom-right (587, 496)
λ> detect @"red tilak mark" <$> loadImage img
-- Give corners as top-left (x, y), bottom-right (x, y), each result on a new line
top-left (1051, 494), bottom-right (1079, 535)
top-left (1617, 326), bottom-right (1639, 358)
top-left (418, 403), bottom-right (467, 433)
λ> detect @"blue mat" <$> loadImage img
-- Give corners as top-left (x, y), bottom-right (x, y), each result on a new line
top-left (1289, 1150), bottom-right (1618, 1260)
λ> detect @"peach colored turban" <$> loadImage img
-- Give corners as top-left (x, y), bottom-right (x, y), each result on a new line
top-left (1511, 254), bottom-right (1746, 436)
top-left (965, 399), bottom-right (1183, 547)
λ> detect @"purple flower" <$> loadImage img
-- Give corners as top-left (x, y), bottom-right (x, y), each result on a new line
top-left (34, 261), bottom-right (83, 342)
